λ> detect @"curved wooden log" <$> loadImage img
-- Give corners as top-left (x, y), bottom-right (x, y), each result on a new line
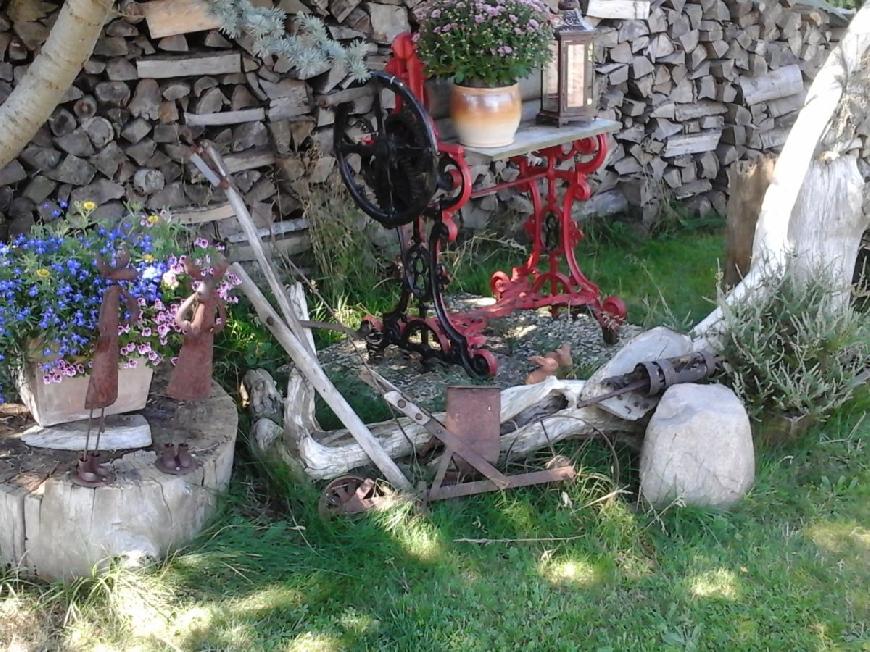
top-left (276, 376), bottom-right (641, 481)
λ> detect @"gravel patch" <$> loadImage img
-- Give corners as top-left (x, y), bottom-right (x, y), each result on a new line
top-left (320, 293), bottom-right (642, 412)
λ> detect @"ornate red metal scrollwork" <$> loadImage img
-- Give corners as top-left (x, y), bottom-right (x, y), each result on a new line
top-left (333, 33), bottom-right (625, 377)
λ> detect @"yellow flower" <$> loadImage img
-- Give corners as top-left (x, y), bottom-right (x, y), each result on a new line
top-left (146, 214), bottom-right (160, 226)
top-left (35, 268), bottom-right (50, 279)
top-left (81, 200), bottom-right (96, 211)
top-left (143, 254), bottom-right (155, 263)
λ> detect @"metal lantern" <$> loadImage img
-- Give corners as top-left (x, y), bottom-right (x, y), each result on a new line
top-left (538, 7), bottom-right (597, 126)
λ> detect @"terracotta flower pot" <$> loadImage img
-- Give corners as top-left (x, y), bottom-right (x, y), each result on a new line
top-left (450, 82), bottom-right (522, 148)
top-left (16, 359), bottom-right (153, 427)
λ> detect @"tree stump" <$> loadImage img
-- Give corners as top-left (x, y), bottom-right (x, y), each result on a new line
top-left (0, 372), bottom-right (237, 580)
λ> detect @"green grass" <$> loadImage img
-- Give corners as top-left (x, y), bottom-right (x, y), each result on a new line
top-left (3, 392), bottom-right (867, 651)
top-left (4, 225), bottom-right (868, 651)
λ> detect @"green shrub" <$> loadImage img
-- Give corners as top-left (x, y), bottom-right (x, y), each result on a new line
top-left (717, 266), bottom-right (868, 422)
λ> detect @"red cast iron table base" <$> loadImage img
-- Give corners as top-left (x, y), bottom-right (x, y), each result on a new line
top-left (341, 34), bottom-right (626, 378)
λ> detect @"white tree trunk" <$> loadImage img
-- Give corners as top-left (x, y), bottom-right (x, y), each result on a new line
top-left (692, 5), bottom-right (870, 346)
top-left (788, 157), bottom-right (866, 310)
top-left (0, 0), bottom-right (113, 168)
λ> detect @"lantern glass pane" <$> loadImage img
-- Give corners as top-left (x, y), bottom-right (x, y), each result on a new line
top-left (565, 41), bottom-right (587, 108)
top-left (542, 41), bottom-right (559, 112)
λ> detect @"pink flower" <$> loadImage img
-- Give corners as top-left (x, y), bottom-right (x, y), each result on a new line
top-left (137, 343), bottom-right (151, 355)
top-left (170, 356), bottom-right (179, 366)
top-left (194, 238), bottom-right (209, 249)
top-left (141, 327), bottom-right (152, 337)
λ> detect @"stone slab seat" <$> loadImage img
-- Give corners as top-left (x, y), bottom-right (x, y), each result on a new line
top-left (0, 372), bottom-right (237, 580)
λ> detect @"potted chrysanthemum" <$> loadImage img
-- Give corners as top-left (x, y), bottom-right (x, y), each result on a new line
top-left (0, 203), bottom-right (240, 426)
top-left (414, 0), bottom-right (555, 147)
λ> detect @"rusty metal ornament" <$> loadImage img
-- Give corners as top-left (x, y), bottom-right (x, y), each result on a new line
top-left (318, 475), bottom-right (384, 518)
top-left (155, 442), bottom-right (198, 475)
top-left (166, 257), bottom-right (228, 402)
top-left (75, 250), bottom-right (139, 489)
top-left (85, 250), bottom-right (140, 411)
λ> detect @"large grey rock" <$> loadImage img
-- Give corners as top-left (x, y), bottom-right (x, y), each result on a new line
top-left (581, 326), bottom-right (692, 420)
top-left (22, 414), bottom-right (152, 451)
top-left (640, 383), bottom-right (754, 509)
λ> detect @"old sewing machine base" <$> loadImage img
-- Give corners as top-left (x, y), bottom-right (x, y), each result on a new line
top-left (333, 34), bottom-right (625, 378)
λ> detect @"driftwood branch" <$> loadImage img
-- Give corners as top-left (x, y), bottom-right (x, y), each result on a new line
top-left (272, 375), bottom-right (642, 481)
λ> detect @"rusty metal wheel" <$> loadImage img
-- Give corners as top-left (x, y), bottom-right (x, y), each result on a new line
top-left (318, 475), bottom-right (381, 519)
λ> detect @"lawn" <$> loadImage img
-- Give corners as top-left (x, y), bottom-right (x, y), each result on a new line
top-left (2, 227), bottom-right (868, 652)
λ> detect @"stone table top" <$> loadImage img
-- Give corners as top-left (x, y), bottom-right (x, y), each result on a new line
top-left (456, 118), bottom-right (620, 163)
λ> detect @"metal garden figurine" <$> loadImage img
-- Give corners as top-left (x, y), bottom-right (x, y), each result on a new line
top-left (74, 249), bottom-right (140, 488)
top-left (166, 257), bottom-right (228, 403)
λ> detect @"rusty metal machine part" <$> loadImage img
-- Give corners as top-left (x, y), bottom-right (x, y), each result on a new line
top-left (601, 350), bottom-right (723, 398)
top-left (444, 386), bottom-right (501, 478)
top-left (386, 387), bottom-right (576, 502)
top-left (318, 475), bottom-right (385, 518)
top-left (318, 385), bottom-right (575, 516)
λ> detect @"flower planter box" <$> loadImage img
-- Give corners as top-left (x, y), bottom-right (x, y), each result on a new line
top-left (17, 360), bottom-right (153, 427)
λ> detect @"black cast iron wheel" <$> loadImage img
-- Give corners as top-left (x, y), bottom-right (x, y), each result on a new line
top-left (333, 71), bottom-right (440, 228)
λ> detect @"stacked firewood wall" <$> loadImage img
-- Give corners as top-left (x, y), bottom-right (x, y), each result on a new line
top-left (0, 0), bottom-right (856, 256)
top-left (580, 0), bottom-right (853, 222)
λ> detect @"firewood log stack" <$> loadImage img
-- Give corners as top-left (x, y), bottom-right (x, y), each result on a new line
top-left (0, 0), bottom-right (858, 252)
top-left (582, 0), bottom-right (853, 224)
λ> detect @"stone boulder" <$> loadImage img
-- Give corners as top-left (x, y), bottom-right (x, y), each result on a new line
top-left (640, 383), bottom-right (754, 509)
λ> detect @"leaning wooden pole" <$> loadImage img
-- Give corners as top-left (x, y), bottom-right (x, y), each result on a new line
top-left (188, 142), bottom-right (412, 491)
top-left (232, 263), bottom-right (413, 491)
top-left (199, 143), bottom-right (315, 355)
top-left (692, 4), bottom-right (870, 346)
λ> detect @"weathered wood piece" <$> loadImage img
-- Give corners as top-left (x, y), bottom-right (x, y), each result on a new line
top-left (724, 155), bottom-right (776, 287)
top-left (142, 0), bottom-right (223, 38)
top-left (0, 376), bottom-right (237, 580)
top-left (137, 53), bottom-right (242, 79)
top-left (585, 0), bottom-right (652, 19)
top-left (738, 63), bottom-right (804, 104)
top-left (183, 108), bottom-right (266, 126)
top-left (265, 375), bottom-right (641, 481)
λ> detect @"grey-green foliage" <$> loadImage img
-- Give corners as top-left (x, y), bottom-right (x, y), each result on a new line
top-left (717, 265), bottom-right (869, 421)
top-left (207, 0), bottom-right (370, 82)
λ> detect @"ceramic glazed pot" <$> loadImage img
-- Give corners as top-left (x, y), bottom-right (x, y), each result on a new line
top-left (450, 82), bottom-right (522, 148)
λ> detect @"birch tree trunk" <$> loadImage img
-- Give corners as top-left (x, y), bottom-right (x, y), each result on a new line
top-left (0, 0), bottom-right (113, 168)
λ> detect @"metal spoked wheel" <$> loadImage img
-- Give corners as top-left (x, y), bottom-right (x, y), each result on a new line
top-left (333, 72), bottom-right (440, 229)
